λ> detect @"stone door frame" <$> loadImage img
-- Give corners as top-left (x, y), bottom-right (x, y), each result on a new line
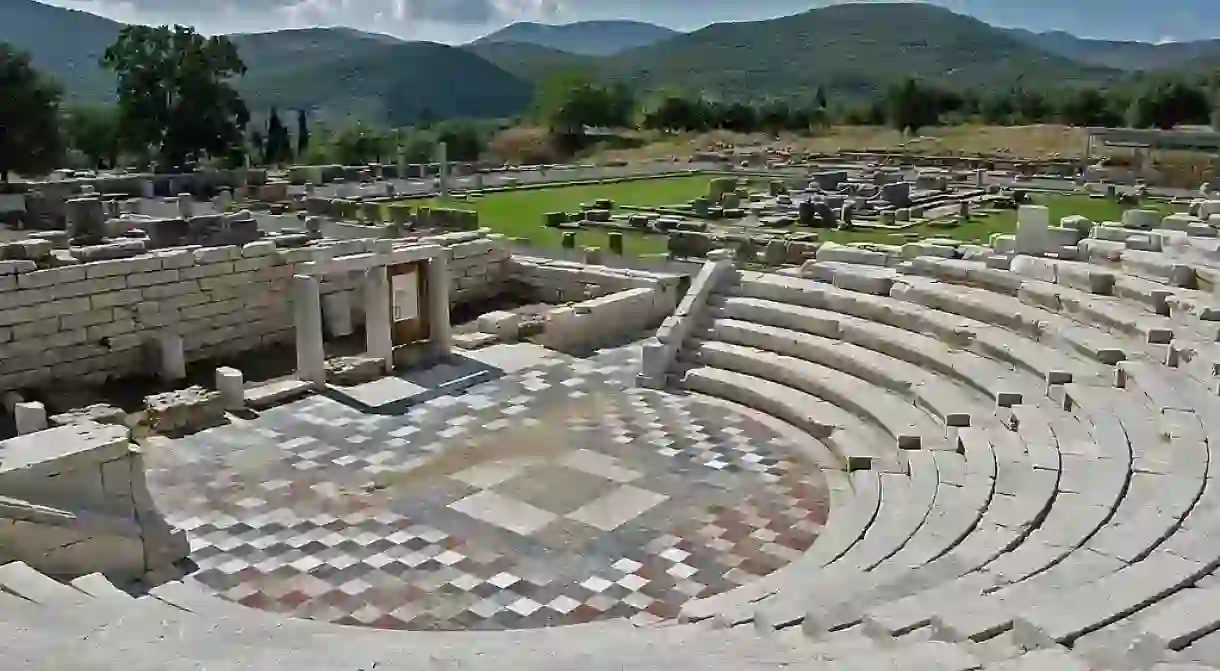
top-left (292, 243), bottom-right (451, 385)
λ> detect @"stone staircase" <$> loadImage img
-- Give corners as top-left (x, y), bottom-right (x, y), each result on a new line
top-left (13, 219), bottom-right (1220, 668)
top-left (639, 235), bottom-right (1220, 669)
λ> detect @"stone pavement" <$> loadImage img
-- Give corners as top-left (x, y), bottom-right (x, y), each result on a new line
top-left (145, 344), bottom-right (831, 631)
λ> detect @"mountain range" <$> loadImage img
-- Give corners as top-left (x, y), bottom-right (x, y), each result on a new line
top-left (3, 0), bottom-right (1220, 127)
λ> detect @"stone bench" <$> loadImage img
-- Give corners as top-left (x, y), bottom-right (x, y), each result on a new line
top-left (680, 365), bottom-right (900, 472)
top-left (681, 470), bottom-right (882, 623)
top-left (713, 294), bottom-right (1021, 403)
top-left (706, 317), bottom-right (980, 427)
top-left (894, 277), bottom-right (1130, 368)
top-left (747, 451), bottom-right (948, 629)
top-left (732, 272), bottom-right (1088, 395)
top-left (689, 340), bottom-right (946, 452)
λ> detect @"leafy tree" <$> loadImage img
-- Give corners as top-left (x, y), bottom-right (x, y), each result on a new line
top-left (642, 95), bottom-right (708, 131)
top-left (102, 25), bottom-right (250, 168)
top-left (1127, 79), bottom-right (1212, 130)
top-left (0, 43), bottom-right (63, 182)
top-left (534, 72), bottom-right (634, 136)
top-left (247, 128), bottom-right (265, 165)
top-left (980, 90), bottom-right (1016, 125)
top-left (264, 107), bottom-right (291, 165)
top-left (329, 122), bottom-right (390, 165)
top-left (63, 104), bottom-right (120, 170)
top-left (297, 109), bottom-right (310, 157)
top-left (1057, 88), bottom-right (1118, 127)
top-left (435, 120), bottom-right (484, 162)
top-left (886, 78), bottom-right (939, 134)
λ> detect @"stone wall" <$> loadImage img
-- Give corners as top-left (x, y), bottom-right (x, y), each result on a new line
top-left (508, 256), bottom-right (683, 303)
top-left (535, 287), bottom-right (679, 353)
top-left (0, 422), bottom-right (187, 579)
top-left (0, 232), bottom-right (511, 394)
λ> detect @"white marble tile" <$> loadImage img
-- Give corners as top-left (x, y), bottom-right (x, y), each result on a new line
top-left (450, 458), bottom-right (537, 489)
top-left (560, 449), bottom-right (641, 484)
top-left (567, 485), bottom-right (668, 532)
top-left (449, 490), bottom-right (557, 535)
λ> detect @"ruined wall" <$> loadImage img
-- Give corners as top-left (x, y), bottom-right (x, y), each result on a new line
top-left (0, 422), bottom-right (188, 579)
top-left (507, 256), bottom-right (683, 303)
top-left (0, 232), bottom-right (510, 393)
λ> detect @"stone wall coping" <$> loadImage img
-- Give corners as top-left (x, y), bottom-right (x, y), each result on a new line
top-left (0, 422), bottom-right (131, 480)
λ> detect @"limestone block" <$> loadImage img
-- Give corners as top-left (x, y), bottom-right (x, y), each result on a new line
top-left (143, 386), bottom-right (224, 434)
top-left (215, 367), bottom-right (244, 411)
top-left (993, 234), bottom-right (1017, 254)
top-left (156, 332), bottom-right (186, 381)
top-left (1200, 200), bottom-right (1220, 219)
top-left (1011, 255), bottom-right (1059, 283)
top-left (14, 402), bottom-right (47, 435)
top-left (1047, 226), bottom-right (1082, 247)
top-left (1015, 205), bottom-right (1050, 256)
top-left (1059, 215), bottom-right (1093, 236)
top-left (1123, 209), bottom-right (1162, 230)
top-left (321, 290), bottom-right (354, 338)
top-left (1161, 213), bottom-right (1201, 232)
top-left (325, 355), bottom-right (385, 386)
top-left (476, 311), bottom-right (521, 342)
top-left (49, 404), bottom-right (125, 428)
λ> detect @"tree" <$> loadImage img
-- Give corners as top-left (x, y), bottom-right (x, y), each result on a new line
top-left (0, 43), bottom-right (63, 181)
top-left (264, 108), bottom-right (291, 165)
top-left (533, 71), bottom-right (634, 137)
top-left (1057, 88), bottom-right (1118, 127)
top-left (247, 128), bottom-right (265, 165)
top-left (814, 86), bottom-right (829, 110)
top-left (1127, 79), bottom-right (1212, 130)
top-left (435, 120), bottom-right (484, 161)
top-left (102, 25), bottom-right (249, 168)
top-left (63, 104), bottom-right (120, 170)
top-left (297, 109), bottom-right (310, 157)
top-left (886, 78), bottom-right (939, 134)
top-left (329, 122), bottom-right (390, 165)
top-left (642, 94), bottom-right (708, 132)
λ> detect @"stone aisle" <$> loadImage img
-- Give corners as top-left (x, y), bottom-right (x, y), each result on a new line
top-left (145, 344), bottom-right (831, 631)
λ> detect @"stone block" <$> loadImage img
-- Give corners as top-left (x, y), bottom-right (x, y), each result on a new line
top-left (49, 404), bottom-right (126, 428)
top-left (14, 402), bottom-right (46, 435)
top-left (325, 355), bottom-right (385, 386)
top-left (143, 386), bottom-right (224, 435)
top-left (476, 311), bottom-right (521, 342)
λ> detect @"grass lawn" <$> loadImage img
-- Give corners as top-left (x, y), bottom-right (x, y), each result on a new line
top-left (417, 174), bottom-right (718, 255)
top-left (823, 194), bottom-right (1185, 247)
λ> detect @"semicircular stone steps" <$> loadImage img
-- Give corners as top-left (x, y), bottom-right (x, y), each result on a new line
top-left (17, 215), bottom-right (1220, 669)
top-left (669, 268), bottom-right (1120, 633)
top-left (650, 237), bottom-right (1220, 669)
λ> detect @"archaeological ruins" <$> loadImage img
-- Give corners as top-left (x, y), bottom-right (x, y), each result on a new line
top-left (5, 149), bottom-right (1220, 670)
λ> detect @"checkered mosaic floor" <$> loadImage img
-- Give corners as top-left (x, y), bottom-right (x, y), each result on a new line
top-left (145, 344), bottom-right (831, 631)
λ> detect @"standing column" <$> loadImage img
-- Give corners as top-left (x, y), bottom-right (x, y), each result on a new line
top-left (293, 274), bottom-right (326, 385)
top-left (426, 254), bottom-right (453, 358)
top-left (364, 266), bottom-right (393, 373)
top-left (437, 141), bottom-right (449, 200)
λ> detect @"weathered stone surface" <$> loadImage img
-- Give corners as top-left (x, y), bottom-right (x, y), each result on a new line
top-left (143, 387), bottom-right (224, 435)
top-left (325, 355), bottom-right (386, 387)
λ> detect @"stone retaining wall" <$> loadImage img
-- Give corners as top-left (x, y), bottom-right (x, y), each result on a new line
top-left (0, 422), bottom-right (187, 579)
top-left (0, 232), bottom-right (511, 394)
top-left (535, 286), bottom-right (679, 353)
top-left (507, 255), bottom-right (683, 303)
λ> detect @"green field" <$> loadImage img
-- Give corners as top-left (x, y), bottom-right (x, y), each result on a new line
top-left (421, 180), bottom-right (1186, 256)
top-left (421, 175), bottom-right (717, 255)
top-left (823, 194), bottom-right (1185, 246)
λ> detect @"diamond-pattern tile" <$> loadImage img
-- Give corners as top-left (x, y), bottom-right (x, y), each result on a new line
top-left (146, 343), bottom-right (830, 631)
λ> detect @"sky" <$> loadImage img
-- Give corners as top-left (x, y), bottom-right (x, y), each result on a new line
top-left (37, 0), bottom-right (1220, 44)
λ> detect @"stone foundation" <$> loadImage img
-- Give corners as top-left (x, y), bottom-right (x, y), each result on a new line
top-left (0, 422), bottom-right (188, 579)
top-left (0, 232), bottom-right (511, 395)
